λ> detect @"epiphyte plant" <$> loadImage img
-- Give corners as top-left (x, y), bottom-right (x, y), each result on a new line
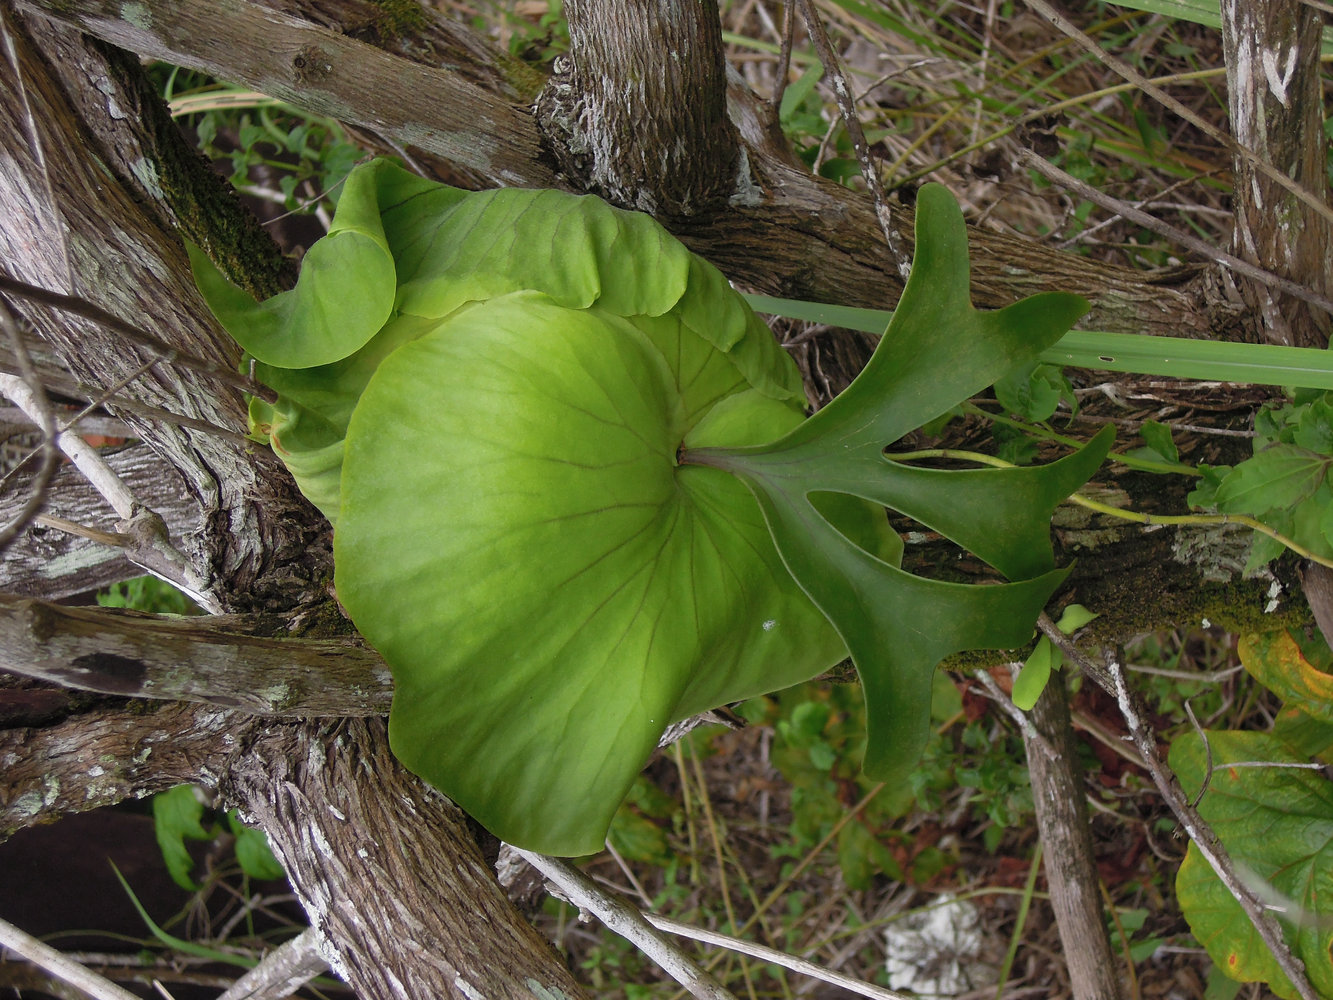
top-left (191, 157), bottom-right (1110, 856)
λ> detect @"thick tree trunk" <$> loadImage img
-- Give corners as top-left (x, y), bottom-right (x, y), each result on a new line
top-left (538, 0), bottom-right (740, 214)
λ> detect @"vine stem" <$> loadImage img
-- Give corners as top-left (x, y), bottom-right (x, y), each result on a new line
top-left (1034, 617), bottom-right (1318, 1000)
top-left (885, 447), bottom-right (1333, 570)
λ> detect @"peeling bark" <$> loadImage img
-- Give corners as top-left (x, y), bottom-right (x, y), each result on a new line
top-left (1220, 0), bottom-right (1332, 347)
top-left (538, 0), bottom-right (740, 214)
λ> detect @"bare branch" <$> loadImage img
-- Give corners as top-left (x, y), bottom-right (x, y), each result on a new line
top-left (1019, 149), bottom-right (1333, 318)
top-left (792, 0), bottom-right (911, 280)
top-left (0, 595), bottom-right (391, 717)
top-left (0, 297), bottom-right (58, 555)
top-left (216, 928), bottom-right (327, 1000)
top-left (515, 849), bottom-right (738, 1000)
top-left (0, 916), bottom-right (143, 1000)
top-left (643, 911), bottom-right (911, 1000)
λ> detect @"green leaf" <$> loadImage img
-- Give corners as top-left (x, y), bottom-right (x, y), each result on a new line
top-left (187, 160), bottom-right (398, 368)
top-left (1213, 444), bottom-right (1330, 516)
top-left (152, 785), bottom-right (215, 891)
top-left (1055, 603), bottom-right (1098, 632)
top-left (1140, 420), bottom-right (1180, 463)
top-left (336, 295), bottom-right (844, 856)
top-left (1293, 397), bottom-right (1333, 454)
top-left (1188, 464), bottom-right (1231, 509)
top-left (202, 163), bottom-right (1106, 855)
top-left (994, 361), bottom-right (1071, 422)
top-left (780, 63), bottom-right (824, 125)
top-left (1170, 730), bottom-right (1333, 998)
top-left (1012, 637), bottom-right (1056, 711)
top-left (227, 813), bottom-right (286, 882)
top-left (688, 185), bottom-right (1112, 781)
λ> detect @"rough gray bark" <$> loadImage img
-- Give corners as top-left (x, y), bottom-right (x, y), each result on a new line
top-left (0, 594), bottom-right (390, 717)
top-left (538, 0), bottom-right (740, 214)
top-left (1220, 0), bottom-right (1332, 348)
top-left (1023, 671), bottom-right (1126, 1000)
top-left (0, 445), bottom-right (197, 598)
top-left (223, 717), bottom-right (589, 1000)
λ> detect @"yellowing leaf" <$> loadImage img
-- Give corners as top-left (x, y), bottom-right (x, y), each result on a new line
top-left (1241, 629), bottom-right (1333, 724)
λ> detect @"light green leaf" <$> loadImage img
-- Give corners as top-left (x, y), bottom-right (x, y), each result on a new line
top-left (336, 293), bottom-right (846, 855)
top-left (1056, 603), bottom-right (1099, 632)
top-left (187, 161), bottom-right (397, 368)
top-left (227, 813), bottom-right (286, 882)
top-left (1213, 444), bottom-right (1330, 516)
top-left (201, 163), bottom-right (1105, 855)
top-left (152, 784), bottom-right (215, 891)
top-left (1171, 730), bottom-right (1333, 998)
top-left (1012, 637), bottom-right (1057, 711)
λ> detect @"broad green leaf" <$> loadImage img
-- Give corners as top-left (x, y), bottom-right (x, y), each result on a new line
top-left (336, 293), bottom-right (848, 855)
top-left (1213, 444), bottom-right (1330, 516)
top-left (199, 162), bottom-right (1105, 855)
top-left (197, 158), bottom-right (800, 524)
top-left (686, 185), bottom-right (1112, 780)
top-left (1240, 629), bottom-right (1333, 725)
top-left (1171, 731), bottom-right (1333, 998)
top-left (186, 160), bottom-right (397, 368)
top-left (152, 784), bottom-right (214, 891)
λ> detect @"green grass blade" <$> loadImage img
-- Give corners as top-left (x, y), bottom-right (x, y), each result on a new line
top-left (1106, 0), bottom-right (1333, 54)
top-left (746, 294), bottom-right (1333, 390)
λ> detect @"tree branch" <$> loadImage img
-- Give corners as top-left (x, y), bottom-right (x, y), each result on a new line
top-left (515, 849), bottom-right (737, 1000)
top-left (0, 916), bottom-right (142, 1000)
top-left (0, 699), bottom-right (245, 839)
top-left (0, 595), bottom-right (391, 717)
